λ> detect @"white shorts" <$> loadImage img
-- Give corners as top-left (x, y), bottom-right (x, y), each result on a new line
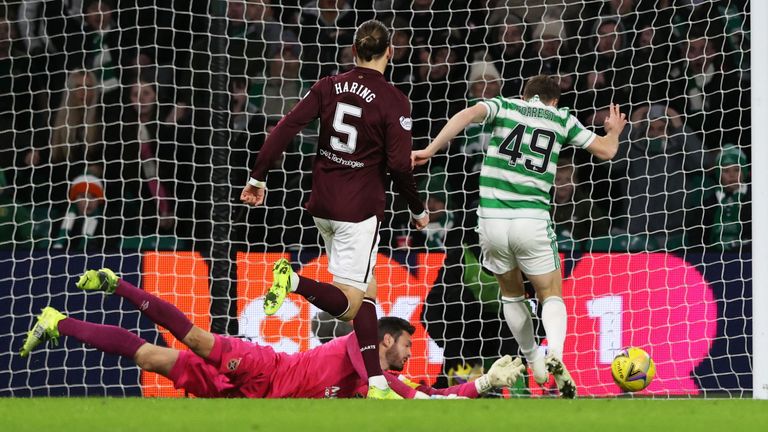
top-left (477, 218), bottom-right (560, 276)
top-left (313, 215), bottom-right (380, 292)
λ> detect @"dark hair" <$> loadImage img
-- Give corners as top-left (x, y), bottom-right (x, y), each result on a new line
top-left (378, 317), bottom-right (415, 343)
top-left (522, 74), bottom-right (561, 103)
top-left (354, 20), bottom-right (391, 62)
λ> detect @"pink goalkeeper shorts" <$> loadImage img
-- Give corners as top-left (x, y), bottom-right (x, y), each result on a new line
top-left (167, 335), bottom-right (279, 398)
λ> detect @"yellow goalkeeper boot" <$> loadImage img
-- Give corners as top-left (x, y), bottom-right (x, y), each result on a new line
top-left (20, 307), bottom-right (67, 358)
top-left (263, 258), bottom-right (293, 316)
top-left (76, 268), bottom-right (119, 294)
top-left (367, 386), bottom-right (403, 400)
top-left (546, 354), bottom-right (577, 399)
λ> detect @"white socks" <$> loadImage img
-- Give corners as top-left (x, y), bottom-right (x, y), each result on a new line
top-left (501, 296), bottom-right (537, 360)
top-left (541, 296), bottom-right (567, 359)
top-left (502, 295), bottom-right (548, 384)
top-left (289, 272), bottom-right (300, 292)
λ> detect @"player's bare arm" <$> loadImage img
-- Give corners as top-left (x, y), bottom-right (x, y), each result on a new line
top-left (585, 103), bottom-right (627, 161)
top-left (411, 103), bottom-right (488, 167)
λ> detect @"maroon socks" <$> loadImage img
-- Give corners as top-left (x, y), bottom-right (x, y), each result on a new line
top-left (294, 276), bottom-right (350, 318)
top-left (115, 279), bottom-right (194, 341)
top-left (354, 297), bottom-right (384, 382)
top-left (58, 317), bottom-right (146, 359)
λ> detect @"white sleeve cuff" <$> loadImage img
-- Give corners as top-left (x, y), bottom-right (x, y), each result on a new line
top-left (411, 210), bottom-right (427, 220)
top-left (581, 132), bottom-right (597, 149)
top-left (474, 375), bottom-right (492, 394)
top-left (248, 177), bottom-right (266, 188)
top-left (477, 101), bottom-right (492, 124)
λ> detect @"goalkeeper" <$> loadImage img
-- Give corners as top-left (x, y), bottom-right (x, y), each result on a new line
top-left (19, 269), bottom-right (524, 399)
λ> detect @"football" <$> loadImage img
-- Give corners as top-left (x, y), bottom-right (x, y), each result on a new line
top-left (611, 347), bottom-right (656, 392)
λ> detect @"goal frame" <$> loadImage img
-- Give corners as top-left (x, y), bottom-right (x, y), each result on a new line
top-left (752, 0), bottom-right (766, 400)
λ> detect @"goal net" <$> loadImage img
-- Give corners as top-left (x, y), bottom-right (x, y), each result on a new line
top-left (0, 0), bottom-right (752, 397)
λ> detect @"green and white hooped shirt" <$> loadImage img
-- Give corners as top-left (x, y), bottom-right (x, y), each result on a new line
top-left (477, 95), bottom-right (596, 220)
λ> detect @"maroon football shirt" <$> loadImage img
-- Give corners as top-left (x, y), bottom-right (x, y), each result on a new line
top-left (250, 66), bottom-right (424, 222)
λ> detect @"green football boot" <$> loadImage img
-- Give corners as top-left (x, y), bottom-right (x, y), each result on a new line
top-left (76, 268), bottom-right (119, 294)
top-left (263, 258), bottom-right (293, 316)
top-left (20, 307), bottom-right (67, 358)
top-left (367, 386), bottom-right (403, 400)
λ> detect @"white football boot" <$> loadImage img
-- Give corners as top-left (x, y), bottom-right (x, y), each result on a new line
top-left (546, 354), bottom-right (577, 399)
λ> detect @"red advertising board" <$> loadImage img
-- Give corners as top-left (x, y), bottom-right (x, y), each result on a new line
top-left (140, 251), bottom-right (717, 397)
top-left (140, 251), bottom-right (445, 397)
top-left (562, 253), bottom-right (717, 395)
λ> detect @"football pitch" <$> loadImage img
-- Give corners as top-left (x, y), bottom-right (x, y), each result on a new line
top-left (1, 398), bottom-right (767, 431)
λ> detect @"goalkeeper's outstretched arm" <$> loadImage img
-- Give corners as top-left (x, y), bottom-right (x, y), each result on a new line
top-left (387, 355), bottom-right (526, 399)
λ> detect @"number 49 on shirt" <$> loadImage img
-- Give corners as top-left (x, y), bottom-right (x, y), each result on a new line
top-left (498, 124), bottom-right (557, 174)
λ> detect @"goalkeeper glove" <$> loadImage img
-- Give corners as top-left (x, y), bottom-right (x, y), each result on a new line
top-left (474, 355), bottom-right (525, 394)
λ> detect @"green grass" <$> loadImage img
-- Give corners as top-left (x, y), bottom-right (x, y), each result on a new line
top-left (1, 398), bottom-right (767, 432)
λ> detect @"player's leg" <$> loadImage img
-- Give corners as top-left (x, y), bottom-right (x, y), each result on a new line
top-left (292, 274), bottom-right (398, 398)
top-left (478, 218), bottom-right (548, 385)
top-left (77, 268), bottom-right (194, 342)
top-left (263, 215), bottom-right (395, 398)
top-left (525, 269), bottom-right (575, 398)
top-left (264, 216), bottom-right (376, 321)
top-left (77, 268), bottom-right (216, 359)
top-left (263, 217), bottom-right (357, 318)
top-left (19, 307), bottom-right (227, 396)
top-left (20, 307), bottom-right (146, 362)
top-left (316, 216), bottom-right (397, 398)
top-left (514, 220), bottom-right (575, 398)
top-left (133, 343), bottom-right (179, 377)
top-left (179, 326), bottom-right (215, 358)
top-left (514, 220), bottom-right (567, 361)
top-left (323, 218), bottom-right (394, 398)
top-left (354, 277), bottom-right (402, 398)
top-left (525, 270), bottom-right (566, 359)
top-left (494, 269), bottom-right (548, 385)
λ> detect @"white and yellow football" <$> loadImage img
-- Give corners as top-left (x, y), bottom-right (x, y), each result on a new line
top-left (611, 347), bottom-right (656, 392)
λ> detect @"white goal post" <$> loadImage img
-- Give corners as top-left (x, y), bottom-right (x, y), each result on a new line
top-left (751, 0), bottom-right (767, 401)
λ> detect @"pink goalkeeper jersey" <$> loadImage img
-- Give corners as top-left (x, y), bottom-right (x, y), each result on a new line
top-left (265, 333), bottom-right (365, 398)
top-left (171, 333), bottom-right (478, 398)
top-left (264, 333), bottom-right (478, 399)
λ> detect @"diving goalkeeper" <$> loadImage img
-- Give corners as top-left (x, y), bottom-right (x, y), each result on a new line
top-left (19, 269), bottom-right (524, 398)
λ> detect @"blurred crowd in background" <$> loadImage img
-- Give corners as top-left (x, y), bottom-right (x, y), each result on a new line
top-left (0, 0), bottom-right (751, 254)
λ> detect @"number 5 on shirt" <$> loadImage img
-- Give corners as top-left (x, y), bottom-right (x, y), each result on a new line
top-left (330, 102), bottom-right (362, 154)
